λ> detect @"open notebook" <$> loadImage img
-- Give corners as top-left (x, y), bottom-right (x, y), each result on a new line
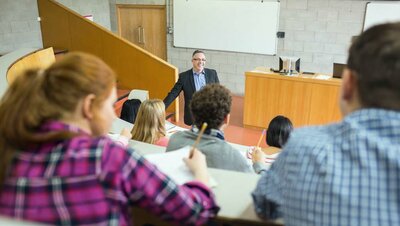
top-left (144, 146), bottom-right (217, 187)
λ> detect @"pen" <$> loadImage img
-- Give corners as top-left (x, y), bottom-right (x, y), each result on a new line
top-left (256, 129), bottom-right (266, 148)
top-left (189, 122), bottom-right (208, 158)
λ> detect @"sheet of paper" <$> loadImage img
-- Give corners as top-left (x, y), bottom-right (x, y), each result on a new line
top-left (144, 146), bottom-right (217, 187)
top-left (109, 118), bottom-right (133, 134)
top-left (165, 121), bottom-right (176, 131)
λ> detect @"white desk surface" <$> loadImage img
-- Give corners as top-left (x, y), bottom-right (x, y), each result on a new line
top-left (128, 139), bottom-right (166, 155)
top-left (210, 168), bottom-right (283, 224)
top-left (209, 168), bottom-right (262, 222)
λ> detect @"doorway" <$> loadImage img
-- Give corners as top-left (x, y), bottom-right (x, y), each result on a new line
top-left (117, 5), bottom-right (167, 60)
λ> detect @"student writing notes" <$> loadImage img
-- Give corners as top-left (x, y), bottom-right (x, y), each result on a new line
top-left (251, 115), bottom-right (293, 173)
top-left (167, 84), bottom-right (254, 173)
top-left (0, 52), bottom-right (219, 225)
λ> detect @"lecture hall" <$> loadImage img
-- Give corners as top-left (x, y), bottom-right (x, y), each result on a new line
top-left (0, 0), bottom-right (400, 226)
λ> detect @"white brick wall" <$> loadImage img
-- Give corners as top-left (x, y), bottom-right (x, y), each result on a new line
top-left (0, 0), bottom-right (111, 55)
top-left (2, 0), bottom-right (370, 96)
top-left (56, 0), bottom-right (111, 30)
top-left (166, 0), bottom-right (369, 95)
top-left (0, 0), bottom-right (42, 54)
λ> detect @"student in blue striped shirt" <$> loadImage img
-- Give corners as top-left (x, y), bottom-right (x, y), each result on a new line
top-left (252, 22), bottom-right (400, 226)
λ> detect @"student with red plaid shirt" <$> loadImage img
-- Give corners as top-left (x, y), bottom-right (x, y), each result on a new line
top-left (0, 52), bottom-right (219, 225)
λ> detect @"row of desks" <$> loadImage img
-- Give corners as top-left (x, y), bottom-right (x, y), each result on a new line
top-left (110, 118), bottom-right (283, 225)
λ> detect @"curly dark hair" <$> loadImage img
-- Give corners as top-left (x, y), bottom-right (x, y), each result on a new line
top-left (190, 84), bottom-right (232, 129)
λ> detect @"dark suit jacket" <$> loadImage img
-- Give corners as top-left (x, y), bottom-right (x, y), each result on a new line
top-left (164, 68), bottom-right (219, 125)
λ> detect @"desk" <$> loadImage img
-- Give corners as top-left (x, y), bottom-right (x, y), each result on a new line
top-left (244, 69), bottom-right (342, 128)
top-left (132, 168), bottom-right (282, 226)
top-left (109, 119), bottom-right (280, 225)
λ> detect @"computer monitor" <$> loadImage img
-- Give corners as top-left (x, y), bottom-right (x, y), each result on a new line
top-left (279, 56), bottom-right (300, 75)
top-left (333, 63), bottom-right (346, 78)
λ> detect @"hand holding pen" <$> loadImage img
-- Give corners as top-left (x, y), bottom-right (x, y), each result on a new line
top-left (184, 122), bottom-right (209, 186)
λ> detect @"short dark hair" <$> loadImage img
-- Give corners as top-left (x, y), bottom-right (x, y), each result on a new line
top-left (347, 22), bottom-right (400, 110)
top-left (190, 84), bottom-right (232, 129)
top-left (266, 115), bottom-right (293, 148)
top-left (192, 50), bottom-right (205, 57)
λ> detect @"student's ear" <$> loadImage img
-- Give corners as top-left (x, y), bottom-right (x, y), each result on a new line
top-left (340, 68), bottom-right (360, 115)
top-left (82, 94), bottom-right (96, 119)
top-left (341, 68), bottom-right (357, 101)
top-left (224, 113), bottom-right (231, 125)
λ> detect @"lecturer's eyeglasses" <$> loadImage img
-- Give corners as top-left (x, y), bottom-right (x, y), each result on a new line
top-left (192, 58), bottom-right (206, 62)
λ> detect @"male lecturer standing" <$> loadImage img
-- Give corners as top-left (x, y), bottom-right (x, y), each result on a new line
top-left (164, 50), bottom-right (219, 125)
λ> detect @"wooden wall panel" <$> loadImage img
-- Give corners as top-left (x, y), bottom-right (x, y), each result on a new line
top-left (37, 0), bottom-right (179, 121)
top-left (308, 84), bottom-right (342, 125)
top-left (37, 0), bottom-right (71, 50)
top-left (69, 17), bottom-right (103, 56)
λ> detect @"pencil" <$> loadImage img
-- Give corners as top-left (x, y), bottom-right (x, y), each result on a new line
top-left (189, 122), bottom-right (208, 158)
top-left (256, 129), bottom-right (266, 148)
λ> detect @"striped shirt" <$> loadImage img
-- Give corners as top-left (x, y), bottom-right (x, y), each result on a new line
top-left (0, 121), bottom-right (219, 225)
top-left (193, 70), bottom-right (206, 91)
top-left (252, 109), bottom-right (400, 226)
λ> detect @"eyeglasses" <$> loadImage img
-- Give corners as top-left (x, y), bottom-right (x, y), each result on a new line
top-left (192, 58), bottom-right (206, 62)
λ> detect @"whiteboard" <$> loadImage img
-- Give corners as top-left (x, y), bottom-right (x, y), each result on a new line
top-left (363, 1), bottom-right (400, 31)
top-left (173, 0), bottom-right (280, 55)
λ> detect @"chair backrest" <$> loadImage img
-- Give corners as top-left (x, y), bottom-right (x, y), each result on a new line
top-left (128, 89), bottom-right (149, 102)
top-left (0, 48), bottom-right (54, 98)
top-left (7, 47), bottom-right (55, 84)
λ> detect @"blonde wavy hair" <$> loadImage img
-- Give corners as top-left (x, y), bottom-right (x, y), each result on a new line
top-left (130, 99), bottom-right (166, 144)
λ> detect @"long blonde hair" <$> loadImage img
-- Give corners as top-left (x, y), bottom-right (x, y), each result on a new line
top-left (131, 99), bottom-right (166, 144)
top-left (0, 52), bottom-right (116, 189)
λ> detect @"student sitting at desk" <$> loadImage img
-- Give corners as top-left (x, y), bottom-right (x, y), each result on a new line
top-left (252, 23), bottom-right (400, 225)
top-left (252, 115), bottom-right (293, 173)
top-left (167, 84), bottom-right (253, 173)
top-left (0, 52), bottom-right (219, 225)
top-left (131, 99), bottom-right (169, 147)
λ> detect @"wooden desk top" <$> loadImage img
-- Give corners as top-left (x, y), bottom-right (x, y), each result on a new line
top-left (0, 48), bottom-right (37, 98)
top-left (246, 69), bottom-right (342, 86)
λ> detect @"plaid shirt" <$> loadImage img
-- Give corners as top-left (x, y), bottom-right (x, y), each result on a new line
top-left (252, 109), bottom-right (400, 226)
top-left (0, 121), bottom-right (219, 225)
